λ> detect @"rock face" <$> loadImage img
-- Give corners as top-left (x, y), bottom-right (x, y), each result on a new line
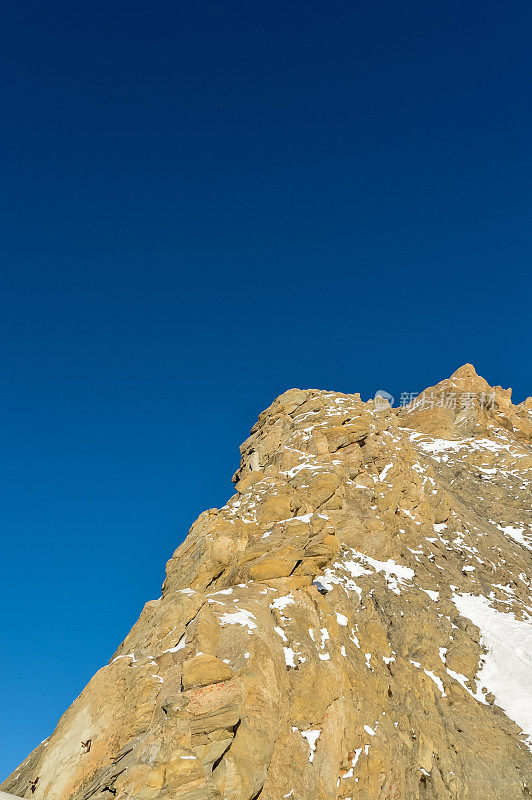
top-left (3, 365), bottom-right (532, 800)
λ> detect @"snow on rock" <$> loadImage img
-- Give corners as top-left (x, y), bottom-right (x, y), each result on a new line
top-left (219, 609), bottom-right (257, 630)
top-left (424, 668), bottom-right (446, 697)
top-left (343, 549), bottom-right (415, 595)
top-left (110, 653), bottom-right (137, 664)
top-left (379, 463), bottom-right (393, 481)
top-left (453, 593), bottom-right (532, 749)
top-left (162, 636), bottom-right (186, 654)
top-left (341, 747), bottom-right (363, 779)
top-left (270, 594), bottom-right (296, 612)
top-left (283, 647), bottom-right (297, 667)
top-left (300, 729), bottom-right (321, 762)
top-left (498, 524), bottom-right (532, 552)
top-left (274, 625), bottom-right (288, 642)
top-left (7, 370), bottom-right (532, 800)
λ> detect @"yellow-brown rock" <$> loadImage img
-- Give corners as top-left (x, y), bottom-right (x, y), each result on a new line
top-left (182, 655), bottom-right (234, 691)
top-left (2, 365), bottom-right (531, 800)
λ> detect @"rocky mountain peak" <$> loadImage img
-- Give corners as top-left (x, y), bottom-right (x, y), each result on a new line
top-left (450, 363), bottom-right (479, 379)
top-left (3, 369), bottom-right (531, 800)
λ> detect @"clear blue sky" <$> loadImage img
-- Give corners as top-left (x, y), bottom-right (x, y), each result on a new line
top-left (1, 0), bottom-right (531, 778)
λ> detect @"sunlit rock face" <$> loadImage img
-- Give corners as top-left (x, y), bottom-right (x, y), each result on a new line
top-left (3, 365), bottom-right (531, 800)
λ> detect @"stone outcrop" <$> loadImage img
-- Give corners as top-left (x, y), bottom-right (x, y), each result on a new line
top-left (3, 365), bottom-right (531, 799)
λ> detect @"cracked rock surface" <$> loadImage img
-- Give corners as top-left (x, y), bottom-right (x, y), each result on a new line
top-left (3, 364), bottom-right (531, 800)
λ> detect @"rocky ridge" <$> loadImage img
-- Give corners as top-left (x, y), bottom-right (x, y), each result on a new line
top-left (3, 365), bottom-right (532, 800)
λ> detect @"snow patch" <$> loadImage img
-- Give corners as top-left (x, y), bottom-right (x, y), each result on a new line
top-left (498, 524), bottom-right (531, 552)
top-left (219, 609), bottom-right (257, 630)
top-left (300, 729), bottom-right (321, 762)
top-left (270, 594), bottom-right (295, 612)
top-left (283, 647), bottom-right (297, 667)
top-left (453, 593), bottom-right (532, 749)
top-left (424, 668), bottom-right (446, 697)
top-left (343, 550), bottom-right (414, 595)
top-left (379, 463), bottom-right (393, 481)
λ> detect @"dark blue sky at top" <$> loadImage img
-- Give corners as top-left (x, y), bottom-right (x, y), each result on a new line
top-left (1, 0), bottom-right (531, 777)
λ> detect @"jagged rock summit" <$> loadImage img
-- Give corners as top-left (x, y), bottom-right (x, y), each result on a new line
top-left (3, 366), bottom-right (532, 800)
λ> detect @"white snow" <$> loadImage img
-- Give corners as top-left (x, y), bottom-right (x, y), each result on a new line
top-left (300, 728), bottom-right (321, 762)
top-left (399, 508), bottom-right (421, 525)
top-left (417, 438), bottom-right (466, 454)
top-left (379, 463), bottom-right (393, 481)
top-left (261, 513), bottom-right (315, 537)
top-left (498, 524), bottom-right (532, 552)
top-left (445, 666), bottom-right (480, 700)
top-left (341, 747), bottom-right (363, 779)
top-left (270, 594), bottom-right (295, 612)
top-left (110, 653), bottom-right (137, 664)
top-left (219, 609), bottom-right (257, 630)
top-left (336, 613), bottom-right (348, 626)
top-left (342, 560), bottom-right (372, 578)
top-left (283, 647), bottom-right (297, 667)
top-left (414, 436), bottom-right (506, 457)
top-left (344, 551), bottom-right (414, 595)
top-left (424, 668), bottom-right (446, 697)
top-left (363, 725), bottom-right (375, 736)
top-left (274, 626), bottom-right (288, 642)
top-left (453, 593), bottom-right (532, 749)
top-left (421, 589), bottom-right (439, 602)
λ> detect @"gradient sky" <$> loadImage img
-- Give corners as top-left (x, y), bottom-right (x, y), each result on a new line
top-left (1, 0), bottom-right (531, 778)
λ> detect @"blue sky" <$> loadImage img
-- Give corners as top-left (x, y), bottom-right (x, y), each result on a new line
top-left (1, 0), bottom-right (531, 777)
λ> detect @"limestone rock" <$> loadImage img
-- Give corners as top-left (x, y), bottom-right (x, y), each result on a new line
top-left (2, 365), bottom-right (531, 800)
